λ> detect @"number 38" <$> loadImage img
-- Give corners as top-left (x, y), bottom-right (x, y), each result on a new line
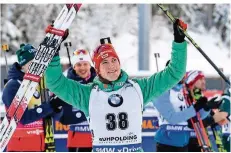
top-left (105, 112), bottom-right (129, 131)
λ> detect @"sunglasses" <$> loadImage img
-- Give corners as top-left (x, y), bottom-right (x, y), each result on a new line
top-left (73, 49), bottom-right (88, 55)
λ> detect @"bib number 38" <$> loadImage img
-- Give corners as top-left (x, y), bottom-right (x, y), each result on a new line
top-left (106, 112), bottom-right (129, 131)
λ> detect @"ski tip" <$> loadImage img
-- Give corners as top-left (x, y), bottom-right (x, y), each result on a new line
top-left (66, 4), bottom-right (73, 10)
top-left (73, 4), bottom-right (82, 11)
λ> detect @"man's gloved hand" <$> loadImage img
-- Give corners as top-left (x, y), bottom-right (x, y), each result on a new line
top-left (193, 96), bottom-right (208, 112)
top-left (173, 18), bottom-right (187, 43)
top-left (50, 95), bottom-right (63, 113)
top-left (45, 21), bottom-right (69, 56)
top-left (206, 96), bottom-right (223, 110)
top-left (54, 28), bottom-right (69, 56)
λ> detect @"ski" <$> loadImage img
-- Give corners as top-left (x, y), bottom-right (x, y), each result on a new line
top-left (0, 4), bottom-right (71, 140)
top-left (0, 4), bottom-right (82, 151)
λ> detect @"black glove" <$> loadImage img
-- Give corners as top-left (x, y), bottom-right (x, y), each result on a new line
top-left (46, 20), bottom-right (69, 57)
top-left (173, 18), bottom-right (187, 43)
top-left (193, 96), bottom-right (208, 112)
top-left (206, 96), bottom-right (223, 110)
top-left (50, 95), bottom-right (63, 113)
top-left (54, 28), bottom-right (69, 57)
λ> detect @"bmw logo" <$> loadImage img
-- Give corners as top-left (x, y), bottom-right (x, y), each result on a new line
top-left (108, 94), bottom-right (123, 107)
top-left (178, 93), bottom-right (184, 101)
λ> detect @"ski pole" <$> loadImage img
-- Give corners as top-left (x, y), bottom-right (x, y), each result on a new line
top-left (157, 4), bottom-right (230, 86)
top-left (40, 76), bottom-right (56, 152)
top-left (154, 53), bottom-right (160, 72)
top-left (2, 44), bottom-right (9, 85)
top-left (64, 42), bottom-right (72, 67)
top-left (182, 83), bottom-right (212, 152)
top-left (1, 44), bottom-right (9, 74)
top-left (182, 84), bottom-right (207, 151)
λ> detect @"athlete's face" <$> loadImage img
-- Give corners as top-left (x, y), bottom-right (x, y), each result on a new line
top-left (99, 56), bottom-right (121, 81)
top-left (194, 77), bottom-right (206, 91)
top-left (73, 61), bottom-right (91, 79)
top-left (22, 60), bottom-right (33, 73)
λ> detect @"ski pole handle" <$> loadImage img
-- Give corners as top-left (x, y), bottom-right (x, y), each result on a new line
top-left (2, 44), bottom-right (9, 52)
top-left (100, 37), bottom-right (112, 44)
top-left (64, 42), bottom-right (72, 67)
top-left (157, 4), bottom-right (230, 86)
top-left (64, 42), bottom-right (71, 47)
top-left (1, 44), bottom-right (9, 74)
top-left (154, 53), bottom-right (160, 72)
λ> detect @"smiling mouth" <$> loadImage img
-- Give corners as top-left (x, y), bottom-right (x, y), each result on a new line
top-left (79, 71), bottom-right (87, 74)
top-left (108, 70), bottom-right (117, 74)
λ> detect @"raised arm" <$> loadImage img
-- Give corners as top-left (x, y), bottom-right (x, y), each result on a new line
top-left (134, 41), bottom-right (187, 105)
top-left (45, 56), bottom-right (92, 116)
top-left (134, 19), bottom-right (187, 105)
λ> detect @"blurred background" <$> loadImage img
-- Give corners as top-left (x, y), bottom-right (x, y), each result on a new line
top-left (1, 4), bottom-right (230, 86)
top-left (0, 4), bottom-right (230, 151)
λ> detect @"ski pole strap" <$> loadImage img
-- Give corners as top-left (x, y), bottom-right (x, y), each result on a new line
top-left (45, 25), bottom-right (66, 36)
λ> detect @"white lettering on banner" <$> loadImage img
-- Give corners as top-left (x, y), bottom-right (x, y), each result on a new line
top-left (94, 146), bottom-right (142, 152)
top-left (74, 126), bottom-right (90, 132)
top-left (165, 125), bottom-right (191, 131)
top-left (23, 120), bottom-right (43, 128)
top-left (120, 147), bottom-right (142, 152)
top-left (190, 130), bottom-right (213, 137)
top-left (166, 125), bottom-right (183, 131)
top-left (26, 129), bottom-right (44, 135)
top-left (96, 148), bottom-right (115, 152)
